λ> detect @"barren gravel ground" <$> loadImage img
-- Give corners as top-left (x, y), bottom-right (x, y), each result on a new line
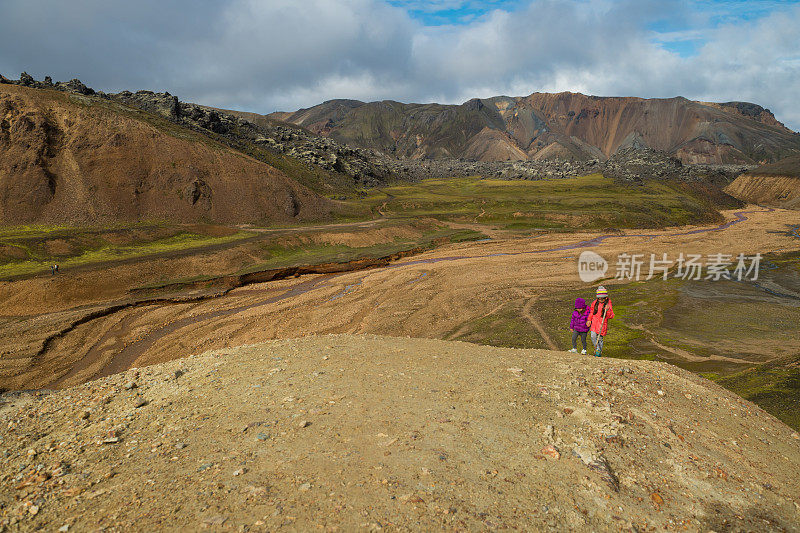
top-left (2, 334), bottom-right (800, 531)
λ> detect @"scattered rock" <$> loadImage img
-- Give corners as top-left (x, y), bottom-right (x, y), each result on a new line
top-left (134, 397), bottom-right (148, 408)
top-left (541, 445), bottom-right (560, 460)
top-left (651, 492), bottom-right (664, 509)
top-left (587, 457), bottom-right (620, 492)
top-left (297, 420), bottom-right (310, 429)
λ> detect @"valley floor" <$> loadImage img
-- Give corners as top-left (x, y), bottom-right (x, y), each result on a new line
top-left (3, 206), bottom-right (797, 386)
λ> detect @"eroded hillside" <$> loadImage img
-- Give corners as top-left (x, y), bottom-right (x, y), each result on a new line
top-left (0, 84), bottom-right (332, 224)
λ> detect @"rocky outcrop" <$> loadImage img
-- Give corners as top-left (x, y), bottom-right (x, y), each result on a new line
top-left (113, 90), bottom-right (179, 120)
top-left (602, 147), bottom-right (753, 184)
top-left (5, 71), bottom-right (95, 95)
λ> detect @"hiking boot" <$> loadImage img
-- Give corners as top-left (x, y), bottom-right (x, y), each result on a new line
top-left (580, 349), bottom-right (587, 355)
top-left (568, 348), bottom-right (577, 353)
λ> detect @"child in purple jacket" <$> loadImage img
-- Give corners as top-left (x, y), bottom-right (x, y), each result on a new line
top-left (569, 297), bottom-right (590, 354)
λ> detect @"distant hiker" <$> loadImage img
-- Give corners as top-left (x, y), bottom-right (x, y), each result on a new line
top-left (54, 264), bottom-right (59, 274)
top-left (568, 297), bottom-right (590, 354)
top-left (587, 286), bottom-right (614, 357)
top-left (50, 265), bottom-right (55, 276)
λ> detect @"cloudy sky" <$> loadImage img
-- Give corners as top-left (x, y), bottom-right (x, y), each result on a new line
top-left (2, 0), bottom-right (799, 130)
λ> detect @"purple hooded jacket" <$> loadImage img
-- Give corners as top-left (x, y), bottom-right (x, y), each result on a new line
top-left (570, 298), bottom-right (590, 332)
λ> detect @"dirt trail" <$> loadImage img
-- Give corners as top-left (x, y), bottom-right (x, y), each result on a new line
top-left (627, 325), bottom-right (747, 364)
top-left (522, 296), bottom-right (559, 350)
top-left (2, 335), bottom-right (799, 531)
top-left (239, 217), bottom-right (388, 234)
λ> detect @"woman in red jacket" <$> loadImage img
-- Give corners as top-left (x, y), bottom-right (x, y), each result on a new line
top-left (586, 286), bottom-right (614, 357)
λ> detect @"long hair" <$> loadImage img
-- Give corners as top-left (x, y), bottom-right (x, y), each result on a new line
top-left (593, 298), bottom-right (609, 315)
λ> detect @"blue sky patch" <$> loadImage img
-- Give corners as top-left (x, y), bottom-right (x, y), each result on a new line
top-left (388, 0), bottom-right (524, 25)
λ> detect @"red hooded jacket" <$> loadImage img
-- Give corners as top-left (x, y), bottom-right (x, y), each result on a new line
top-left (587, 299), bottom-right (614, 336)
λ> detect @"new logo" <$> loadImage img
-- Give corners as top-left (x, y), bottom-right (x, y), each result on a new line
top-left (578, 251), bottom-right (608, 282)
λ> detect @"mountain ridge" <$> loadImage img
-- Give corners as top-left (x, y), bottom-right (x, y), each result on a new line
top-left (272, 91), bottom-right (800, 164)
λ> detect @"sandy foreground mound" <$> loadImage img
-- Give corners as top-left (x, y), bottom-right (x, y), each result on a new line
top-left (2, 335), bottom-right (799, 531)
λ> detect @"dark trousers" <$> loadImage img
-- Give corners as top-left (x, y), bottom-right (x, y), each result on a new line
top-left (572, 330), bottom-right (588, 350)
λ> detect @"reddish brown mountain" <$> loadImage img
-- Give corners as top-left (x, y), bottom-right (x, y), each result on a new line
top-left (0, 84), bottom-right (333, 224)
top-left (274, 92), bottom-right (800, 164)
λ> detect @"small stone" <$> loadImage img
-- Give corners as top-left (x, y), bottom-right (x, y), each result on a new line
top-left (174, 369), bottom-right (185, 379)
top-left (297, 420), bottom-right (310, 429)
top-left (103, 437), bottom-right (120, 444)
top-left (298, 482), bottom-right (311, 491)
top-left (175, 442), bottom-right (187, 450)
top-left (256, 433), bottom-right (269, 441)
top-left (541, 445), bottom-right (560, 460)
top-left (507, 367), bottom-right (524, 375)
top-left (233, 468), bottom-right (246, 476)
top-left (124, 381), bottom-right (138, 390)
top-left (29, 505), bottom-right (39, 515)
top-left (80, 410), bottom-right (91, 420)
top-left (651, 492), bottom-right (664, 508)
top-left (657, 390), bottom-right (665, 396)
top-left (792, 432), bottom-right (799, 440)
top-left (134, 397), bottom-right (148, 408)
top-left (26, 448), bottom-right (37, 458)
top-left (401, 493), bottom-right (425, 504)
top-left (59, 526), bottom-right (70, 532)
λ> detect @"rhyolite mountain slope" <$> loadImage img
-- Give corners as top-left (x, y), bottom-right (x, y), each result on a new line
top-left (725, 154), bottom-right (800, 208)
top-left (1, 335), bottom-right (799, 530)
top-left (0, 83), bottom-right (333, 224)
top-left (275, 92), bottom-right (800, 164)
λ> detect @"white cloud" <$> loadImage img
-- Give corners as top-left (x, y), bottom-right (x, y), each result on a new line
top-left (0, 0), bottom-right (798, 130)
